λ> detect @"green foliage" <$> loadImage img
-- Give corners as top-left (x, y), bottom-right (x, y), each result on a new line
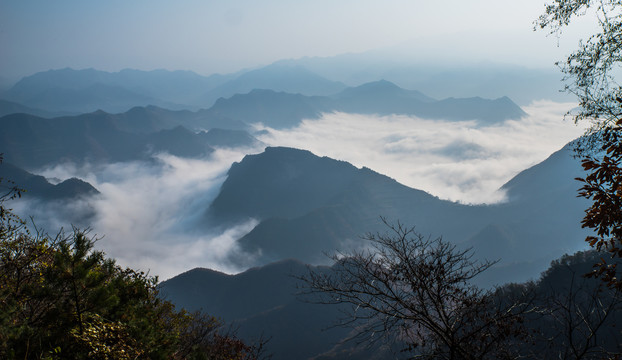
top-left (0, 174), bottom-right (260, 359)
top-left (68, 314), bottom-right (144, 359)
top-left (538, 0), bottom-right (622, 289)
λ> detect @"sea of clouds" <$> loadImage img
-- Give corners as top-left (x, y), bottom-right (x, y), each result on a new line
top-left (258, 100), bottom-right (587, 204)
top-left (12, 100), bottom-right (587, 279)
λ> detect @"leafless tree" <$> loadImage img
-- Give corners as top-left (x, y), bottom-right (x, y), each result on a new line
top-left (300, 220), bottom-right (532, 360)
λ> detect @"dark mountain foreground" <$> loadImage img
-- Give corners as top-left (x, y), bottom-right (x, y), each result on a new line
top-left (160, 259), bottom-right (393, 360)
top-left (161, 250), bottom-right (622, 360)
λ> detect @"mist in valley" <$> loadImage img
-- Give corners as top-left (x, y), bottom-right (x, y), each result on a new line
top-left (5, 99), bottom-right (586, 280)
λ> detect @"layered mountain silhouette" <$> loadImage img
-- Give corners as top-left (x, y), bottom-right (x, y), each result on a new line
top-left (0, 162), bottom-right (99, 200)
top-left (113, 105), bottom-right (248, 133)
top-left (2, 66), bottom-right (344, 113)
top-left (1, 62), bottom-right (597, 359)
top-left (206, 89), bottom-right (330, 128)
top-left (273, 54), bottom-right (570, 104)
top-left (202, 80), bottom-right (525, 129)
top-left (0, 99), bottom-right (59, 118)
top-left (3, 68), bottom-right (233, 113)
top-left (199, 64), bottom-right (347, 107)
top-left (0, 106), bottom-right (264, 169)
top-left (0, 112), bottom-right (214, 169)
top-left (1, 59), bottom-right (566, 117)
top-left (205, 145), bottom-right (589, 284)
top-left (3, 67), bottom-right (526, 126)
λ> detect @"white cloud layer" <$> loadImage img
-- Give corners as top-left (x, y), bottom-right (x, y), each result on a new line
top-left (27, 148), bottom-right (263, 280)
top-left (255, 100), bottom-right (587, 204)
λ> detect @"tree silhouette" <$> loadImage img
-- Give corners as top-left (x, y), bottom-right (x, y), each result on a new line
top-left (0, 168), bottom-right (263, 359)
top-left (300, 220), bottom-right (531, 359)
top-left (537, 0), bottom-right (622, 289)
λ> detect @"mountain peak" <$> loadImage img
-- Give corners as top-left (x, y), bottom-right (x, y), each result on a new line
top-left (336, 80), bottom-right (435, 103)
top-left (207, 147), bottom-right (361, 223)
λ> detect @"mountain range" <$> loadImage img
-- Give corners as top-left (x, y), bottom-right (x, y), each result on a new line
top-left (1, 61), bottom-right (560, 114)
top-left (2, 68), bottom-right (235, 113)
top-left (204, 145), bottom-right (589, 286)
top-left (272, 54), bottom-right (570, 105)
top-left (0, 79), bottom-right (526, 170)
top-left (2, 73), bottom-right (526, 125)
top-left (0, 108), bottom-right (260, 169)
top-left (0, 99), bottom-right (60, 118)
top-left (158, 142), bottom-right (595, 360)
top-left (199, 64), bottom-right (347, 106)
top-left (206, 80), bottom-right (525, 128)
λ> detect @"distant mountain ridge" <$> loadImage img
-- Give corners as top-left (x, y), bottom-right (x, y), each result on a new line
top-left (331, 80), bottom-right (526, 123)
top-left (206, 146), bottom-right (489, 265)
top-left (204, 80), bottom-right (526, 128)
top-left (334, 79), bottom-right (435, 102)
top-left (0, 162), bottom-right (99, 200)
top-left (0, 99), bottom-right (60, 118)
top-left (2, 66), bottom-right (344, 113)
top-left (3, 66), bottom-right (528, 121)
top-left (200, 64), bottom-right (347, 106)
top-left (273, 54), bottom-right (570, 104)
top-left (206, 89), bottom-right (329, 129)
top-left (4, 68), bottom-right (233, 112)
top-left (0, 109), bottom-right (259, 169)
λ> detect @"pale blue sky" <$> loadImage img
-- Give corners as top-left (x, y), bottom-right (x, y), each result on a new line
top-left (0, 0), bottom-right (595, 80)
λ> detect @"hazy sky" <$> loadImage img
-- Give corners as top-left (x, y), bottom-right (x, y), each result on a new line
top-left (0, 0), bottom-right (596, 80)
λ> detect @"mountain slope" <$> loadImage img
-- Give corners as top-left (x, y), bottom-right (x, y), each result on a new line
top-left (205, 145), bottom-right (590, 284)
top-left (206, 147), bottom-right (492, 265)
top-left (0, 112), bottom-right (216, 169)
top-left (465, 143), bottom-right (589, 264)
top-left (159, 259), bottom-right (355, 360)
top-left (0, 162), bottom-right (99, 200)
